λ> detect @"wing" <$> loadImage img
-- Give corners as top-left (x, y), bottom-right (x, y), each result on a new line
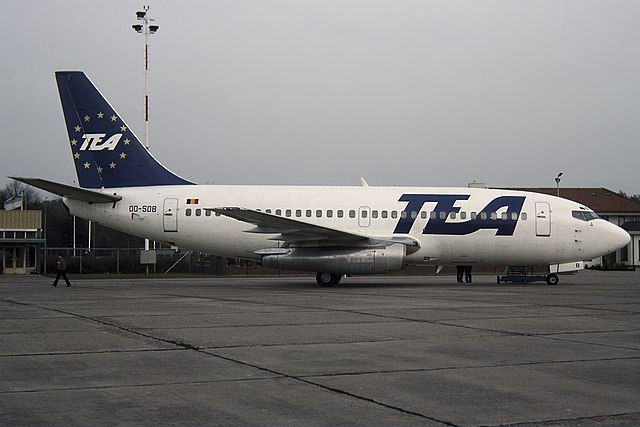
top-left (210, 207), bottom-right (420, 251)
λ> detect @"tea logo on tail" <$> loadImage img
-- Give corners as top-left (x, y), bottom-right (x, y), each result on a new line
top-left (79, 134), bottom-right (122, 151)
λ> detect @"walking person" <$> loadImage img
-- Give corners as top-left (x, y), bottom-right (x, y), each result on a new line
top-left (52, 254), bottom-right (72, 287)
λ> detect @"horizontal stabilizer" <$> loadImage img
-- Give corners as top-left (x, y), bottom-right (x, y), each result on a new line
top-left (10, 177), bottom-right (121, 203)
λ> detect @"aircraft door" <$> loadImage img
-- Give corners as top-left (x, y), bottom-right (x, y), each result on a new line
top-left (535, 202), bottom-right (551, 237)
top-left (163, 198), bottom-right (179, 232)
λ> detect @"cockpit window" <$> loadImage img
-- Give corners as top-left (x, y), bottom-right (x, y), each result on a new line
top-left (572, 210), bottom-right (599, 221)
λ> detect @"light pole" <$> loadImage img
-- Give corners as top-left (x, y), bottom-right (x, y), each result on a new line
top-left (132, 5), bottom-right (159, 151)
top-left (132, 6), bottom-right (159, 272)
top-left (555, 172), bottom-right (563, 197)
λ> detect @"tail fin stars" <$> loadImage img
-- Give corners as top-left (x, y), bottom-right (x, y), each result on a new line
top-left (56, 71), bottom-right (193, 189)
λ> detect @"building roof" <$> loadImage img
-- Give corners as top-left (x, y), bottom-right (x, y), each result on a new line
top-left (507, 188), bottom-right (640, 214)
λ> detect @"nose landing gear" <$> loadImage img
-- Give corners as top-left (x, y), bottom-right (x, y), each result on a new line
top-left (545, 273), bottom-right (559, 286)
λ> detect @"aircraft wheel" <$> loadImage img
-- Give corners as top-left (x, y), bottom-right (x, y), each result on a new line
top-left (316, 272), bottom-right (342, 287)
top-left (546, 273), bottom-right (559, 286)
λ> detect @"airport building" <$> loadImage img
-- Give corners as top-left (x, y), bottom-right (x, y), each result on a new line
top-left (0, 210), bottom-right (46, 275)
top-left (520, 188), bottom-right (640, 269)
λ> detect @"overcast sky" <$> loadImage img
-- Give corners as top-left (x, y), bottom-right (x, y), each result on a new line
top-left (1, 0), bottom-right (639, 194)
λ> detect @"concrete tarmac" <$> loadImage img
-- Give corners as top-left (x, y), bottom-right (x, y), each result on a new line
top-left (0, 270), bottom-right (638, 426)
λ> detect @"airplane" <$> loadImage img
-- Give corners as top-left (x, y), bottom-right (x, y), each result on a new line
top-left (12, 71), bottom-right (631, 286)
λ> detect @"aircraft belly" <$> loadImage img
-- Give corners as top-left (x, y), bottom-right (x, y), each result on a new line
top-left (234, 234), bottom-right (268, 260)
top-left (451, 243), bottom-right (478, 263)
top-left (419, 234), bottom-right (579, 266)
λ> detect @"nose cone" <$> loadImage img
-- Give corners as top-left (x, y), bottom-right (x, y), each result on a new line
top-left (609, 223), bottom-right (631, 251)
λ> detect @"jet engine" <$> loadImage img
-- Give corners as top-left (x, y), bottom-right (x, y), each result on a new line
top-left (259, 243), bottom-right (406, 275)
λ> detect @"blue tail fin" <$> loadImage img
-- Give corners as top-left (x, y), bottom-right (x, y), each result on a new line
top-left (56, 71), bottom-right (193, 188)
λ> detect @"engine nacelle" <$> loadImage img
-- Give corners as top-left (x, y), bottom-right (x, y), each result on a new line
top-left (260, 243), bottom-right (406, 275)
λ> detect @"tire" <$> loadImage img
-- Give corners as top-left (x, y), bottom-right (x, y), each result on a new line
top-left (316, 272), bottom-right (342, 287)
top-left (546, 273), bottom-right (559, 286)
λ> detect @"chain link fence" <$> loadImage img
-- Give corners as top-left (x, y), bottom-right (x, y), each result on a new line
top-left (41, 247), bottom-right (305, 277)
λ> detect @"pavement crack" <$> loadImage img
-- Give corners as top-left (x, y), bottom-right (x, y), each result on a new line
top-left (488, 411), bottom-right (640, 426)
top-left (199, 349), bottom-right (458, 426)
top-left (0, 376), bottom-right (281, 395)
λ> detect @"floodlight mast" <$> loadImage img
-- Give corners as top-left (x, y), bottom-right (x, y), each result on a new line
top-left (132, 5), bottom-right (159, 261)
top-left (131, 5), bottom-right (159, 152)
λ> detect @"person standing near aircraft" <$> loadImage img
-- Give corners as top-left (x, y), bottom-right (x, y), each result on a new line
top-left (52, 254), bottom-right (72, 287)
top-left (464, 266), bottom-right (472, 283)
top-left (456, 266), bottom-right (472, 283)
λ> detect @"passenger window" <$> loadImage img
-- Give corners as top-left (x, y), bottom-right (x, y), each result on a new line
top-left (266, 209), bottom-right (272, 214)
top-left (186, 208), bottom-right (192, 217)
top-left (511, 212), bottom-right (518, 220)
top-left (286, 209), bottom-right (292, 217)
top-left (337, 210), bottom-right (344, 218)
top-left (401, 211), bottom-right (408, 219)
top-left (349, 210), bottom-right (356, 218)
top-left (450, 212), bottom-right (456, 219)
top-left (196, 209), bottom-right (202, 216)
top-left (411, 211), bottom-right (418, 219)
top-left (296, 209), bottom-right (302, 218)
top-left (306, 210), bottom-right (312, 218)
top-left (327, 210), bottom-right (333, 218)
top-left (501, 212), bottom-right (508, 220)
top-left (490, 212), bottom-right (497, 220)
top-left (439, 212), bottom-right (446, 220)
top-left (276, 209), bottom-right (282, 216)
top-left (391, 211), bottom-right (398, 219)
top-left (460, 212), bottom-right (467, 220)
top-left (521, 213), bottom-right (527, 220)
top-left (316, 210), bottom-right (322, 218)
top-left (421, 211), bottom-right (427, 219)
top-left (372, 210), bottom-right (378, 219)
top-left (381, 211), bottom-right (388, 219)
top-left (361, 210), bottom-right (368, 218)
top-left (205, 210), bottom-right (212, 217)
top-left (480, 212), bottom-right (487, 220)
top-left (471, 212), bottom-right (477, 220)
top-left (430, 211), bottom-right (436, 220)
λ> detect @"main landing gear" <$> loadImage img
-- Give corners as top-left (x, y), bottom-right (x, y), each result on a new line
top-left (316, 272), bottom-right (342, 287)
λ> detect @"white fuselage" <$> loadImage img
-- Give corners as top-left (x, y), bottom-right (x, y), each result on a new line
top-left (64, 185), bottom-right (629, 269)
